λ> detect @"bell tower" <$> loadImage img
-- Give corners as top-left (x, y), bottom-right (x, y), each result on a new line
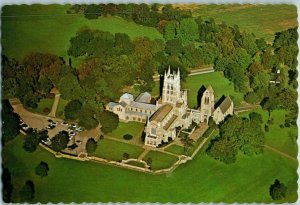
top-left (162, 66), bottom-right (181, 105)
top-left (200, 85), bottom-right (214, 123)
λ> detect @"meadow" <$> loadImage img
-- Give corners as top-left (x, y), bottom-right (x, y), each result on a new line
top-left (3, 134), bottom-right (297, 203)
top-left (193, 4), bottom-right (298, 43)
top-left (1, 4), bottom-right (163, 62)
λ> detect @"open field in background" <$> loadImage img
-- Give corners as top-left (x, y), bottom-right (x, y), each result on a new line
top-left (3, 135), bottom-right (297, 203)
top-left (174, 4), bottom-right (297, 43)
top-left (93, 138), bottom-right (144, 161)
top-left (239, 108), bottom-right (298, 158)
top-left (27, 98), bottom-right (54, 115)
top-left (1, 4), bottom-right (163, 63)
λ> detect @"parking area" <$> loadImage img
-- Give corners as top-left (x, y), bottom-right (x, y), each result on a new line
top-left (10, 98), bottom-right (100, 155)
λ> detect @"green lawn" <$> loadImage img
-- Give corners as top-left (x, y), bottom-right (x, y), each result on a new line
top-left (151, 72), bottom-right (244, 108)
top-left (2, 4), bottom-right (163, 62)
top-left (3, 135), bottom-right (297, 203)
top-left (107, 122), bottom-right (144, 142)
top-left (239, 108), bottom-right (298, 158)
top-left (55, 98), bottom-right (69, 119)
top-left (183, 72), bottom-right (244, 108)
top-left (93, 138), bottom-right (144, 161)
top-left (143, 151), bottom-right (178, 170)
top-left (27, 98), bottom-right (54, 115)
top-left (165, 144), bottom-right (185, 155)
top-left (193, 4), bottom-right (297, 42)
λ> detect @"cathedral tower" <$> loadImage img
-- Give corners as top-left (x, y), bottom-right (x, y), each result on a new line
top-left (162, 66), bottom-right (181, 105)
top-left (200, 85), bottom-right (214, 123)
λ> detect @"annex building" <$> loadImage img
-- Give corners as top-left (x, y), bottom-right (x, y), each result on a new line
top-left (106, 67), bottom-right (234, 148)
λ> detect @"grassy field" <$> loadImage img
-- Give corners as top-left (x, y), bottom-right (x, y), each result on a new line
top-left (3, 135), bottom-right (297, 203)
top-left (165, 144), bottom-right (185, 155)
top-left (1, 4), bottom-right (163, 62)
top-left (93, 138), bottom-right (144, 161)
top-left (107, 122), bottom-right (144, 142)
top-left (193, 4), bottom-right (298, 42)
top-left (239, 108), bottom-right (298, 158)
top-left (55, 98), bottom-right (69, 119)
top-left (143, 151), bottom-right (179, 170)
top-left (27, 98), bottom-right (54, 115)
top-left (152, 72), bottom-right (244, 108)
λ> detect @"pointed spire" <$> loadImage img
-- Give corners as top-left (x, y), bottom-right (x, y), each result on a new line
top-left (167, 65), bottom-right (171, 76)
top-left (177, 67), bottom-right (180, 79)
top-left (164, 69), bottom-right (167, 78)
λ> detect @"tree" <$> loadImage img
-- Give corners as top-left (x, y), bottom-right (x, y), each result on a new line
top-left (23, 129), bottom-right (48, 153)
top-left (2, 100), bottom-right (20, 145)
top-left (84, 4), bottom-right (101, 19)
top-left (58, 73), bottom-right (83, 100)
top-left (86, 138), bottom-right (97, 154)
top-left (35, 161), bottom-right (49, 178)
top-left (123, 134), bottom-right (133, 140)
top-left (249, 112), bottom-right (263, 124)
top-left (177, 18), bottom-right (199, 44)
top-left (99, 111), bottom-right (119, 134)
top-left (269, 179), bottom-right (287, 200)
top-left (19, 180), bottom-right (35, 202)
top-left (123, 152), bottom-right (129, 159)
top-left (2, 167), bottom-right (13, 203)
top-left (64, 100), bottom-right (82, 120)
top-left (51, 131), bottom-right (69, 152)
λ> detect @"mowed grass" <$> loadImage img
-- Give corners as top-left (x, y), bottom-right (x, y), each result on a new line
top-left (194, 4), bottom-right (298, 42)
top-left (107, 121), bottom-right (144, 141)
top-left (93, 138), bottom-right (144, 161)
top-left (27, 98), bottom-right (54, 115)
top-left (239, 108), bottom-right (298, 158)
top-left (183, 72), bottom-right (244, 108)
top-left (55, 98), bottom-right (69, 119)
top-left (165, 144), bottom-right (185, 155)
top-left (1, 4), bottom-right (163, 61)
top-left (143, 151), bottom-right (178, 170)
top-left (3, 135), bottom-right (297, 203)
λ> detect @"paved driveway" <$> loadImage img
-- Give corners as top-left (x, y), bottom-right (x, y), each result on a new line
top-left (9, 98), bottom-right (101, 155)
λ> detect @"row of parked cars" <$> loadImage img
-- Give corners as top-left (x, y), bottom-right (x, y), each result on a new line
top-left (19, 119), bottom-right (30, 131)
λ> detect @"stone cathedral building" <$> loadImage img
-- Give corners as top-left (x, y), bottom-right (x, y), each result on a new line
top-left (106, 67), bottom-right (233, 148)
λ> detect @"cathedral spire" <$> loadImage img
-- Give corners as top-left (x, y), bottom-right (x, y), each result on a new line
top-left (167, 65), bottom-right (171, 76)
top-left (177, 67), bottom-right (180, 79)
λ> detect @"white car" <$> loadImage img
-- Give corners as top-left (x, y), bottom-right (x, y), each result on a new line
top-left (75, 127), bottom-right (83, 132)
top-left (70, 124), bottom-right (77, 128)
top-left (51, 122), bottom-right (58, 126)
top-left (21, 124), bottom-right (30, 131)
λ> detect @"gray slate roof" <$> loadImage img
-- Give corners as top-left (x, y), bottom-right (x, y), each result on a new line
top-left (150, 104), bottom-right (173, 122)
top-left (218, 96), bottom-right (233, 113)
top-left (135, 92), bottom-right (151, 103)
top-left (129, 101), bottom-right (156, 111)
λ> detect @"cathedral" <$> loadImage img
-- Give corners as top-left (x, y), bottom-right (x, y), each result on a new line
top-left (106, 67), bottom-right (234, 148)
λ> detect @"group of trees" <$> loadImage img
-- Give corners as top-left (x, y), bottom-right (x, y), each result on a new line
top-left (206, 112), bottom-right (265, 164)
top-left (23, 129), bottom-right (48, 153)
top-left (2, 100), bottom-right (20, 145)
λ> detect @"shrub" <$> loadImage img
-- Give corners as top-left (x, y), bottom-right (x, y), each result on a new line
top-left (43, 107), bottom-right (50, 113)
top-left (86, 138), bottom-right (97, 154)
top-left (99, 135), bottom-right (104, 140)
top-left (269, 179), bottom-right (287, 200)
top-left (265, 124), bottom-right (269, 132)
top-left (279, 124), bottom-right (284, 128)
top-left (123, 153), bottom-right (129, 159)
top-left (123, 134), bottom-right (133, 140)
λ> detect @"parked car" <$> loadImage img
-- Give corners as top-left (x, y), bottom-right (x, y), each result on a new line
top-left (76, 140), bottom-right (82, 144)
top-left (75, 127), bottom-right (83, 132)
top-left (61, 121), bottom-right (68, 126)
top-left (21, 124), bottom-right (30, 131)
top-left (70, 124), bottom-right (77, 128)
top-left (69, 131), bottom-right (76, 137)
top-left (47, 119), bottom-right (53, 123)
top-left (50, 122), bottom-right (58, 126)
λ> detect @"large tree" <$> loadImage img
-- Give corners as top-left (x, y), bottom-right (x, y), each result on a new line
top-left (35, 161), bottom-right (49, 178)
top-left (99, 111), bottom-right (119, 134)
top-left (269, 179), bottom-right (287, 200)
top-left (51, 131), bottom-right (69, 152)
top-left (2, 100), bottom-right (20, 145)
top-left (19, 180), bottom-right (35, 202)
top-left (86, 138), bottom-right (97, 154)
top-left (64, 100), bottom-right (82, 120)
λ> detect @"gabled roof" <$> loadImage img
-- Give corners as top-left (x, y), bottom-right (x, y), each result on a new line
top-left (119, 101), bottom-right (128, 107)
top-left (107, 102), bottom-right (118, 108)
top-left (206, 85), bottom-right (214, 93)
top-left (149, 104), bottom-right (173, 123)
top-left (218, 96), bottom-right (233, 113)
top-left (120, 93), bottom-right (134, 100)
top-left (129, 101), bottom-right (156, 111)
top-left (135, 92), bottom-right (151, 103)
